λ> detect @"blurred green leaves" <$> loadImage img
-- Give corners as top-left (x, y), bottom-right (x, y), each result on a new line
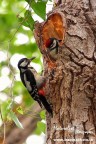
top-left (0, 0), bottom-right (48, 131)
top-left (1, 100), bottom-right (11, 121)
top-left (9, 110), bottom-right (23, 129)
top-left (18, 10), bottom-right (35, 30)
top-left (0, 13), bottom-right (18, 42)
top-left (34, 121), bottom-right (46, 135)
top-left (40, 110), bottom-right (45, 119)
top-left (25, 0), bottom-right (47, 20)
top-left (16, 106), bottom-right (24, 115)
top-left (18, 0), bottom-right (47, 32)
top-left (1, 100), bottom-right (23, 129)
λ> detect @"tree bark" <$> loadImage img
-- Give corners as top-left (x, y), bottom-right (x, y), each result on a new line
top-left (34, 0), bottom-right (96, 144)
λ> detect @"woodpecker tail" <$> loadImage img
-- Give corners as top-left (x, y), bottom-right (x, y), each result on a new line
top-left (37, 99), bottom-right (43, 108)
top-left (39, 95), bottom-right (53, 117)
top-left (30, 93), bottom-right (43, 108)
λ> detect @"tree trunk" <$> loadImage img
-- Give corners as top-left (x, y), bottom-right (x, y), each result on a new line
top-left (34, 0), bottom-right (96, 144)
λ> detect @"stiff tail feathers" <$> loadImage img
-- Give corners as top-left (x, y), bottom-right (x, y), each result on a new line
top-left (39, 95), bottom-right (53, 117)
top-left (37, 99), bottom-right (43, 108)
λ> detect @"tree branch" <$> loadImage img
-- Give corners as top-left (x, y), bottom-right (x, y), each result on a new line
top-left (5, 104), bottom-right (42, 144)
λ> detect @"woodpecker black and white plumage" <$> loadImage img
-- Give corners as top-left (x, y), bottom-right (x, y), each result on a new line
top-left (18, 57), bottom-right (53, 116)
top-left (45, 38), bottom-right (62, 61)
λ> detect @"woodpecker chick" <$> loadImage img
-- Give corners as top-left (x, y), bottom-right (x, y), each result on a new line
top-left (18, 57), bottom-right (53, 116)
top-left (45, 38), bottom-right (62, 61)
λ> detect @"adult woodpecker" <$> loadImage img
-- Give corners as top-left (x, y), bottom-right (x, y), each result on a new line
top-left (45, 38), bottom-right (62, 61)
top-left (18, 57), bottom-right (53, 116)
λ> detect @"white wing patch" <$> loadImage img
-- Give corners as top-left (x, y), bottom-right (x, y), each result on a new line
top-left (24, 74), bottom-right (32, 92)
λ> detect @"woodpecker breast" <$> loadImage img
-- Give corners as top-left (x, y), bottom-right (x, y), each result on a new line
top-left (28, 66), bottom-right (46, 89)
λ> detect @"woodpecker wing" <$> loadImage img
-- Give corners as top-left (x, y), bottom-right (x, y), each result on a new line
top-left (20, 69), bottom-right (42, 107)
top-left (28, 66), bottom-right (46, 89)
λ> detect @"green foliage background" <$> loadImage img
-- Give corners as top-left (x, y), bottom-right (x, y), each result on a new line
top-left (0, 0), bottom-right (52, 141)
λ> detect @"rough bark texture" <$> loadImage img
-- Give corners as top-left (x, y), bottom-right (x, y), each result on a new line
top-left (34, 0), bottom-right (96, 143)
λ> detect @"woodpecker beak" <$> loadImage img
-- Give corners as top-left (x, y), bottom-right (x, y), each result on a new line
top-left (59, 40), bottom-right (62, 42)
top-left (28, 56), bottom-right (36, 63)
top-left (30, 56), bottom-right (36, 61)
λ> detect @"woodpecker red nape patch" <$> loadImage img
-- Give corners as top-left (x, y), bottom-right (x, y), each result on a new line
top-left (45, 38), bottom-right (52, 48)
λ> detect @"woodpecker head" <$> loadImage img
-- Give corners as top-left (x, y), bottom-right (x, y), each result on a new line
top-left (18, 57), bottom-right (36, 69)
top-left (45, 38), bottom-right (61, 51)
